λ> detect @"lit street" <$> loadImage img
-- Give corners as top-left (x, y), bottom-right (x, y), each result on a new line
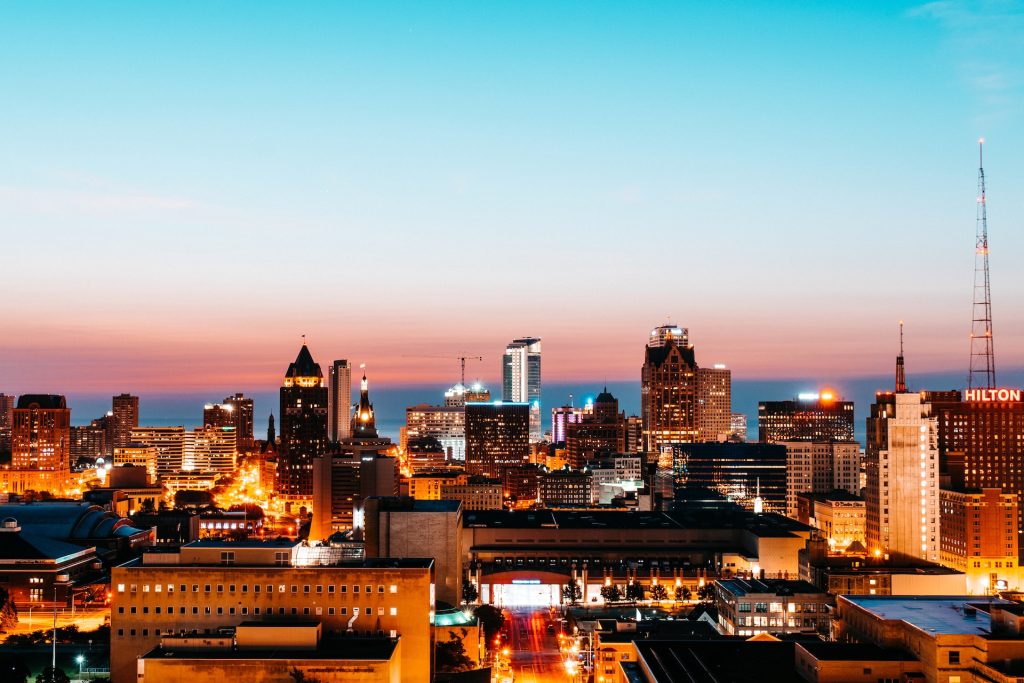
top-left (504, 607), bottom-right (567, 683)
top-left (4, 605), bottom-right (109, 636)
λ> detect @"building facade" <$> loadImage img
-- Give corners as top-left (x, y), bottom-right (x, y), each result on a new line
top-left (781, 441), bottom-right (860, 518)
top-left (9, 394), bottom-right (71, 493)
top-left (939, 487), bottom-right (1019, 595)
top-left (404, 404), bottom-right (465, 461)
top-left (758, 394), bottom-right (855, 444)
top-left (111, 394), bottom-right (139, 453)
top-left (502, 337), bottom-right (542, 443)
top-left (224, 393), bottom-right (255, 451)
top-left (328, 359), bottom-right (353, 442)
top-left (279, 344), bottom-right (329, 500)
top-left (697, 365), bottom-right (732, 442)
top-left (464, 402), bottom-right (530, 477)
top-left (671, 442), bottom-right (787, 514)
top-left (641, 324), bottom-right (698, 453)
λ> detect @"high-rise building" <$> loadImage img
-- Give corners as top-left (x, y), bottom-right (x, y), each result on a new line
top-left (328, 359), bottom-right (352, 442)
top-left (865, 391), bottom-right (940, 562)
top-left (465, 402), bottom-right (530, 477)
top-left (445, 383), bottom-right (491, 407)
top-left (671, 442), bottom-right (787, 514)
top-left (351, 372), bottom-right (378, 439)
top-left (939, 488), bottom-right (1018, 594)
top-left (10, 395), bottom-right (71, 493)
top-left (113, 444), bottom-right (158, 483)
top-left (404, 404), bottom-right (465, 461)
top-left (502, 337), bottom-right (542, 442)
top-left (758, 393), bottom-right (855, 443)
top-left (183, 426), bottom-right (237, 474)
top-left (730, 413), bottom-right (748, 442)
top-left (69, 425), bottom-right (107, 463)
top-left (310, 452), bottom-right (399, 540)
top-left (202, 403), bottom-right (235, 429)
top-left (625, 416), bottom-right (644, 453)
top-left (224, 393), bottom-right (255, 451)
top-left (130, 426), bottom-right (186, 479)
top-left (551, 405), bottom-right (585, 444)
top-left (111, 394), bottom-right (139, 452)
top-left (697, 365), bottom-right (732, 442)
top-left (641, 324), bottom-right (699, 453)
top-left (780, 441), bottom-right (861, 518)
top-left (279, 343), bottom-right (329, 499)
top-left (565, 389), bottom-right (626, 469)
top-left (0, 393), bottom-right (15, 455)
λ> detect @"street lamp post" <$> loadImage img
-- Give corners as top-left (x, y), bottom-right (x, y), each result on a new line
top-left (76, 654), bottom-right (85, 683)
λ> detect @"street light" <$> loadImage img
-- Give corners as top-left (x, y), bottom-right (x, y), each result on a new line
top-left (76, 654), bottom-right (85, 682)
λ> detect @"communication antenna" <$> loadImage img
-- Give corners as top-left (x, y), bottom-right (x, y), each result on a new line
top-left (968, 138), bottom-right (996, 390)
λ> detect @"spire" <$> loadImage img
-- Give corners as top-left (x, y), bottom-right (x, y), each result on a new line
top-left (267, 413), bottom-right (276, 443)
top-left (351, 366), bottom-right (378, 438)
top-left (969, 137), bottom-right (996, 389)
top-left (895, 320), bottom-right (907, 393)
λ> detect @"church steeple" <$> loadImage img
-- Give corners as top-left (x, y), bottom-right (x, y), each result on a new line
top-left (351, 369), bottom-right (378, 438)
top-left (267, 413), bottom-right (276, 444)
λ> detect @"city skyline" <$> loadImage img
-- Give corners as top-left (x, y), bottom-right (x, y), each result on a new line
top-left (2, 2), bottom-right (1023, 392)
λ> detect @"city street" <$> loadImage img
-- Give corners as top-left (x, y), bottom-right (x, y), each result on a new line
top-left (3, 605), bottom-right (109, 637)
top-left (505, 606), bottom-right (566, 683)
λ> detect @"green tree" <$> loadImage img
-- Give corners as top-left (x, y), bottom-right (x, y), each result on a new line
top-left (649, 584), bottom-right (669, 602)
top-left (473, 604), bottom-right (505, 639)
top-left (0, 587), bottom-right (18, 630)
top-left (625, 582), bottom-right (645, 603)
top-left (561, 578), bottom-right (582, 605)
top-left (435, 628), bottom-right (475, 673)
top-left (461, 580), bottom-right (479, 604)
top-left (35, 666), bottom-right (70, 683)
top-left (599, 584), bottom-right (623, 603)
top-left (675, 585), bottom-right (691, 603)
top-left (697, 584), bottom-right (715, 603)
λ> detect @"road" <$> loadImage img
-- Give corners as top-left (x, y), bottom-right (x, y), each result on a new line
top-left (3, 605), bottom-right (109, 637)
top-left (505, 606), bottom-right (566, 683)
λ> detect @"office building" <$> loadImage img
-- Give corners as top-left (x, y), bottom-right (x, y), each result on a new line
top-left (940, 488), bottom-right (1019, 594)
top-left (714, 578), bottom-right (831, 636)
top-left (114, 443), bottom-right (158, 483)
top-left (502, 337), bottom-right (542, 442)
top-left (464, 401), bottom-right (530, 477)
top-left (111, 394), bottom-right (139, 453)
top-left (203, 402), bottom-right (235, 429)
top-left (697, 365), bottom-right (732, 442)
top-left (625, 415), bottom-right (644, 453)
top-left (310, 452), bottom-right (399, 540)
top-left (730, 413), bottom-right (748, 442)
top-left (865, 391), bottom-right (940, 562)
top-left (0, 393), bottom-right (15, 454)
top-left (551, 404), bottom-right (585, 444)
top-left (565, 389), bottom-right (627, 469)
top-left (328, 359), bottom-right (352, 442)
top-left (223, 393), bottom-right (255, 451)
top-left (279, 343), bottom-right (329, 500)
top-left (446, 382), bottom-right (490, 407)
top-left (758, 392), bottom-right (855, 443)
top-left (588, 455), bottom-right (644, 505)
top-left (781, 440), bottom-right (860, 518)
top-left (8, 394), bottom-right (71, 493)
top-left (671, 442), bottom-right (787, 514)
top-left (130, 426), bottom-right (186, 479)
top-left (184, 426), bottom-right (237, 474)
top-left (641, 323), bottom-right (699, 453)
top-left (405, 436), bottom-right (453, 473)
top-left (69, 425), bottom-right (108, 463)
top-left (442, 475), bottom-right (503, 511)
top-left (539, 469), bottom-right (592, 507)
top-left (797, 490), bottom-right (866, 552)
top-left (404, 403), bottom-right (465, 461)
top-left (503, 464), bottom-right (542, 506)
top-left (110, 540), bottom-right (434, 683)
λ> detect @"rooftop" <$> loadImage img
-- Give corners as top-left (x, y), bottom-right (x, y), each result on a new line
top-left (461, 508), bottom-right (811, 535)
top-left (142, 636), bottom-right (397, 661)
top-left (841, 595), bottom-right (1017, 637)
top-left (797, 641), bottom-right (915, 662)
top-left (633, 640), bottom-right (801, 683)
top-left (718, 578), bottom-right (826, 597)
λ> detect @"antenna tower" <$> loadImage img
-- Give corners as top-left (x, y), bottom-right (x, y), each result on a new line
top-left (896, 320), bottom-right (906, 393)
top-left (968, 139), bottom-right (996, 390)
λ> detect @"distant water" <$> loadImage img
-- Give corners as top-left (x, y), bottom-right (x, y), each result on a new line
top-left (60, 369), bottom-right (1024, 448)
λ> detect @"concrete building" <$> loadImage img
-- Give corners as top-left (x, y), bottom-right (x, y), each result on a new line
top-left (697, 365), bottom-right (732, 442)
top-left (797, 490), bottom-right (866, 552)
top-left (184, 426), bottom-right (237, 474)
top-left (403, 404), bottom-right (465, 462)
top-left (8, 394), bottom-right (71, 494)
top-left (865, 391), bottom-right (941, 563)
top-left (940, 487), bottom-right (1019, 594)
top-left (564, 389), bottom-right (626, 469)
top-left (587, 455), bottom-right (644, 505)
top-left (781, 440), bottom-right (860, 518)
top-left (551, 404), bottom-right (585, 444)
top-left (310, 453), bottom-right (399, 541)
top-left (539, 469), bottom-right (592, 507)
top-left (641, 324), bottom-right (698, 453)
top-left (671, 442), bottom-right (788, 514)
top-left (70, 425), bottom-right (108, 463)
top-left (364, 497), bottom-right (462, 606)
top-left (111, 394), bottom-right (140, 453)
top-left (758, 393), bottom-right (855, 444)
top-left (279, 344), bottom-right (329, 500)
top-left (223, 393), bottom-right (255, 452)
top-left (114, 443), bottom-right (159, 483)
top-left (130, 426), bottom-right (186, 479)
top-left (110, 540), bottom-right (434, 683)
top-left (729, 413), bottom-right (748, 442)
top-left (464, 401), bottom-right (529, 477)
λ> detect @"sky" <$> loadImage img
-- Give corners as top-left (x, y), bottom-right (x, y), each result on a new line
top-left (1, 1), bottom-right (1023, 401)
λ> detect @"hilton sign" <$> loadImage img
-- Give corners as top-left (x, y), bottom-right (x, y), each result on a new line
top-left (964, 388), bottom-right (1023, 402)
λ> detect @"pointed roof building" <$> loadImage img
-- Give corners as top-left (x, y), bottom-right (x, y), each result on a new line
top-left (351, 372), bottom-right (378, 439)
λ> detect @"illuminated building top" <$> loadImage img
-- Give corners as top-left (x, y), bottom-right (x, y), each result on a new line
top-left (282, 343), bottom-right (325, 388)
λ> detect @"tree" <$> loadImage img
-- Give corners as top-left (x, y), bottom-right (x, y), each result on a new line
top-left (0, 654), bottom-right (29, 683)
top-left (697, 584), bottom-right (714, 603)
top-left (561, 578), bottom-right (582, 605)
top-left (0, 587), bottom-right (18, 631)
top-left (625, 582), bottom-right (645, 603)
top-left (675, 585), bottom-right (691, 603)
top-left (474, 604), bottom-right (505, 639)
top-left (599, 584), bottom-right (623, 603)
top-left (435, 628), bottom-right (475, 673)
top-left (649, 584), bottom-right (669, 602)
top-left (461, 580), bottom-right (479, 604)
top-left (35, 667), bottom-right (70, 683)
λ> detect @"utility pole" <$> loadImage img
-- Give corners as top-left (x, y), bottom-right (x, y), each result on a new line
top-left (969, 138), bottom-right (996, 389)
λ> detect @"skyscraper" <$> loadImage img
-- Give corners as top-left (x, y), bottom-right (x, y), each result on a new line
top-left (130, 426), bottom-right (186, 479)
top-left (465, 401), bottom-right (530, 477)
top-left (110, 394), bottom-right (139, 454)
top-left (405, 404), bottom-right (465, 461)
top-left (203, 403), bottom-right (235, 429)
top-left (641, 324), bottom-right (699, 453)
top-left (224, 393), bottom-right (254, 451)
top-left (351, 372), bottom-right (378, 439)
top-left (551, 404), bottom-right (585, 444)
top-left (279, 343), bottom-right (329, 499)
top-left (10, 395), bottom-right (71, 492)
top-left (503, 337), bottom-right (542, 442)
top-left (0, 393), bottom-right (16, 455)
top-left (697, 364), bottom-right (732, 442)
top-left (328, 359), bottom-right (352, 442)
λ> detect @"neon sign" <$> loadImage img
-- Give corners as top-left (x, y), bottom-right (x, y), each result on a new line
top-left (964, 388), bottom-right (1022, 402)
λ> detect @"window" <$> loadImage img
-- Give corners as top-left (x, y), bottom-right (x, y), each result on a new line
top-left (117, 584), bottom-right (126, 593)
top-left (275, 551), bottom-right (289, 566)
top-left (365, 585), bottom-right (372, 594)
top-left (390, 607), bottom-right (397, 616)
top-left (279, 585), bottom-right (286, 593)
top-left (303, 607), bottom-right (310, 615)
top-left (304, 585), bottom-right (310, 594)
top-left (221, 551), bottom-right (235, 566)
top-left (340, 585), bottom-right (347, 594)
top-left (389, 585), bottom-right (397, 594)
top-left (242, 607), bottom-right (248, 615)
top-left (204, 585), bottom-right (211, 593)
top-left (341, 607), bottom-right (348, 615)
top-left (948, 651), bottom-right (960, 665)
top-left (130, 607), bottom-right (137, 614)
top-left (193, 585), bottom-right (199, 593)
top-left (328, 586), bottom-right (335, 594)
top-left (316, 585), bottom-right (323, 594)
top-left (366, 607), bottom-right (373, 615)
top-left (217, 585), bottom-right (224, 593)
top-left (229, 585), bottom-right (236, 592)
top-left (353, 585), bottom-right (360, 594)
top-left (291, 585), bottom-right (298, 594)
top-left (118, 607), bottom-right (125, 614)
top-left (378, 585), bottom-right (385, 594)
top-left (242, 585), bottom-right (248, 593)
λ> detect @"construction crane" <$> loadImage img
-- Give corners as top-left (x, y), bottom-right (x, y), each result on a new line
top-left (399, 354), bottom-right (483, 386)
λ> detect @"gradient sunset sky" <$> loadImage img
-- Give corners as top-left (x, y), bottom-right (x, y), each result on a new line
top-left (2, 1), bottom-right (1023, 396)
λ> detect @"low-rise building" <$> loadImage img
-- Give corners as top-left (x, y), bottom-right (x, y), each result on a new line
top-left (714, 578), bottom-right (831, 637)
top-left (939, 487), bottom-right (1020, 594)
top-left (539, 469), bottom-right (592, 507)
top-left (796, 490), bottom-right (866, 553)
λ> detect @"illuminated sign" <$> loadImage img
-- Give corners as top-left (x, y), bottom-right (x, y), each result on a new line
top-left (964, 388), bottom-right (1022, 402)
top-left (511, 579), bottom-right (540, 585)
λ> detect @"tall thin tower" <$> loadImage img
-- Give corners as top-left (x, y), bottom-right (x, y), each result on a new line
top-left (895, 320), bottom-right (906, 393)
top-left (969, 138), bottom-right (996, 390)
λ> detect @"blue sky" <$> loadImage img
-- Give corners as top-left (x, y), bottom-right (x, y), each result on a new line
top-left (1, 1), bottom-right (1022, 394)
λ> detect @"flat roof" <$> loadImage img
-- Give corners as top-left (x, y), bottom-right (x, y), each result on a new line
top-left (184, 539), bottom-right (300, 549)
top-left (797, 641), bottom-right (915, 662)
top-left (633, 640), bottom-right (802, 682)
top-left (841, 595), bottom-right (1017, 637)
top-left (717, 578), bottom-right (826, 597)
top-left (462, 508), bottom-right (810, 534)
top-left (142, 637), bottom-right (397, 661)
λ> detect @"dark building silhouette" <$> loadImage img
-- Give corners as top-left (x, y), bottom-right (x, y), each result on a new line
top-left (565, 388), bottom-right (626, 468)
top-left (465, 402), bottom-right (530, 477)
top-left (758, 395), bottom-right (854, 443)
top-left (671, 442), bottom-right (787, 514)
top-left (111, 394), bottom-right (139, 454)
top-left (278, 344), bottom-right (329, 499)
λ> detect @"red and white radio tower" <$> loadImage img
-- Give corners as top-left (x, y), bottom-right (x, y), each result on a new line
top-left (968, 138), bottom-right (996, 390)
